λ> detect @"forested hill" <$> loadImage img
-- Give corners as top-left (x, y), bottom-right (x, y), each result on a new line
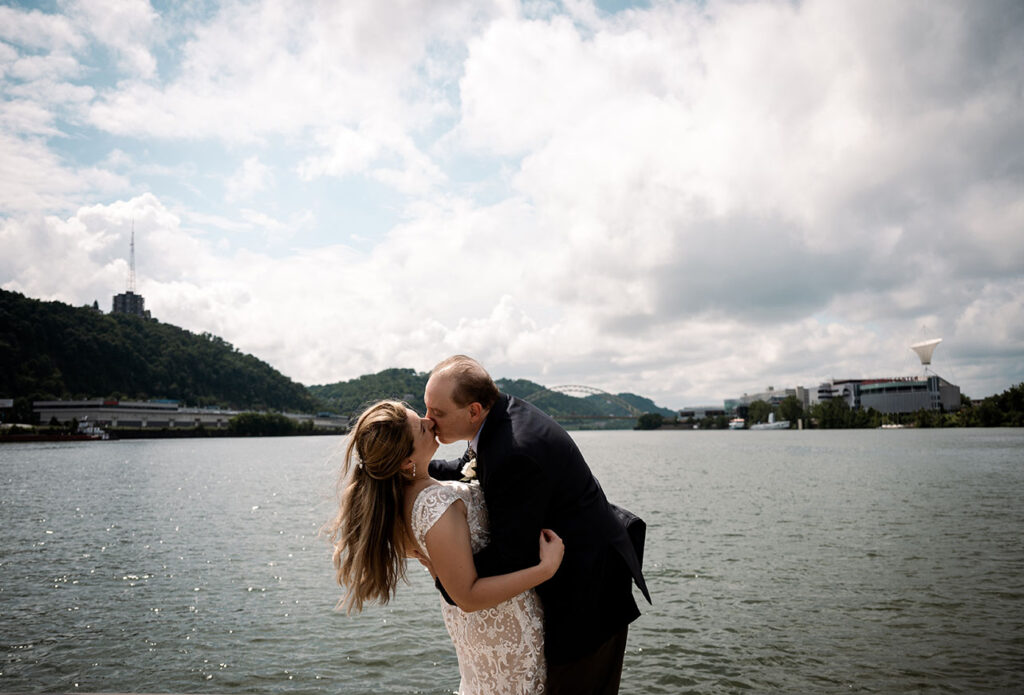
top-left (309, 370), bottom-right (677, 419)
top-left (0, 289), bottom-right (317, 414)
top-left (308, 368), bottom-right (430, 415)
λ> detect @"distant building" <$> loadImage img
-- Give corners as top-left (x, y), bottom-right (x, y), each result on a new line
top-left (726, 339), bottom-right (961, 417)
top-left (33, 399), bottom-right (348, 430)
top-left (733, 386), bottom-right (812, 410)
top-left (112, 290), bottom-right (148, 317)
top-left (817, 375), bottom-right (961, 414)
top-left (727, 375), bottom-right (960, 416)
top-left (679, 406), bottom-right (727, 420)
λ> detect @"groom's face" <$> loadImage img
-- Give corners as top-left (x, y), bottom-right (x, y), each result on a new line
top-left (425, 374), bottom-right (476, 445)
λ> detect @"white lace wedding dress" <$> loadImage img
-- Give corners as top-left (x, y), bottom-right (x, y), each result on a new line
top-left (411, 481), bottom-right (547, 695)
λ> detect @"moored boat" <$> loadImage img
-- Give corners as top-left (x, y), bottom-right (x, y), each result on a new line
top-left (750, 413), bottom-right (790, 430)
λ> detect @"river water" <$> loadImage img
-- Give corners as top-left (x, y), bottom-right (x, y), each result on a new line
top-left (1, 429), bottom-right (1022, 693)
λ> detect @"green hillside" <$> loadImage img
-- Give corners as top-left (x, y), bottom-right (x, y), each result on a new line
top-left (0, 289), bottom-right (317, 417)
top-left (308, 368), bottom-right (430, 415)
top-left (310, 371), bottom-right (677, 422)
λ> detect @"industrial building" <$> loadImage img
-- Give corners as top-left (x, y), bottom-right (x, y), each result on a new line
top-left (816, 375), bottom-right (961, 414)
top-left (725, 338), bottom-right (961, 416)
top-left (33, 399), bottom-right (347, 431)
top-left (726, 386), bottom-right (813, 411)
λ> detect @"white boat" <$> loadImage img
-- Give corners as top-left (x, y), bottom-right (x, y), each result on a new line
top-left (750, 413), bottom-right (790, 430)
top-left (728, 417), bottom-right (745, 430)
top-left (77, 419), bottom-right (109, 440)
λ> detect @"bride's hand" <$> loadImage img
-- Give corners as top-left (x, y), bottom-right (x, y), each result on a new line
top-left (537, 529), bottom-right (564, 579)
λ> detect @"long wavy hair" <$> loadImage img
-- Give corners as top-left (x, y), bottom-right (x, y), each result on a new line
top-left (326, 400), bottom-right (415, 613)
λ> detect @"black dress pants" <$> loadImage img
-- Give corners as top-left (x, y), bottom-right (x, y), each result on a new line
top-left (546, 626), bottom-right (629, 695)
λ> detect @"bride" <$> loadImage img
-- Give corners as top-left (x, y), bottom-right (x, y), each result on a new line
top-left (326, 400), bottom-right (564, 694)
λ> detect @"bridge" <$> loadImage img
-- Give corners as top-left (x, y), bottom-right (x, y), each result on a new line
top-left (522, 384), bottom-right (643, 419)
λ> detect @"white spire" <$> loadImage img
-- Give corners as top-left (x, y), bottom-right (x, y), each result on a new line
top-left (910, 338), bottom-right (942, 366)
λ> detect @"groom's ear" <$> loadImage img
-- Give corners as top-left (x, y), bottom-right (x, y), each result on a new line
top-left (467, 402), bottom-right (483, 421)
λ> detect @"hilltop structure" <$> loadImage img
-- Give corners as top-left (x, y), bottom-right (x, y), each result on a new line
top-left (111, 224), bottom-right (150, 318)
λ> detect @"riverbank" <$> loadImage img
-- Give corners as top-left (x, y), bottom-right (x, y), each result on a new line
top-left (0, 426), bottom-right (346, 443)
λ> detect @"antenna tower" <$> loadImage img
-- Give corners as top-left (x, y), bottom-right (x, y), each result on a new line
top-left (128, 221), bottom-right (136, 293)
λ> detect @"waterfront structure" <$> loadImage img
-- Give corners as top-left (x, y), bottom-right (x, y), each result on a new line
top-left (732, 386), bottom-right (812, 410)
top-left (678, 406), bottom-right (727, 420)
top-left (726, 374), bottom-right (961, 417)
top-left (750, 412), bottom-right (789, 430)
top-left (814, 337), bottom-right (961, 414)
top-left (33, 399), bottom-right (348, 430)
top-left (728, 338), bottom-right (961, 416)
top-left (816, 374), bottom-right (961, 414)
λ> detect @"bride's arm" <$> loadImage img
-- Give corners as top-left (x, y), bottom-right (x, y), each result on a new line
top-left (424, 500), bottom-right (563, 613)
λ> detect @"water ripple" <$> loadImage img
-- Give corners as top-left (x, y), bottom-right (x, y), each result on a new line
top-left (2, 431), bottom-right (1024, 693)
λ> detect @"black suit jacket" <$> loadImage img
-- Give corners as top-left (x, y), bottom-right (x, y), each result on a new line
top-left (430, 393), bottom-right (650, 664)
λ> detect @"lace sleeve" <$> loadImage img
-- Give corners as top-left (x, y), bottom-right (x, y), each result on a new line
top-left (410, 484), bottom-right (461, 554)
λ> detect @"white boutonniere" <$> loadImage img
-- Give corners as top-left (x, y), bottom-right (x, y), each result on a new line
top-left (460, 457), bottom-right (478, 482)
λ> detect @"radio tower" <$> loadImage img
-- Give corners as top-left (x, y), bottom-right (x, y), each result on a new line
top-left (111, 220), bottom-right (148, 317)
top-left (128, 220), bottom-right (137, 293)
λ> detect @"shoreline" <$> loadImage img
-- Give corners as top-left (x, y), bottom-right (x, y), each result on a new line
top-left (0, 427), bottom-right (345, 443)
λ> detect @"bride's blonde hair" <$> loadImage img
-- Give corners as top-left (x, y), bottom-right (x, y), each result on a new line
top-left (326, 400), bottom-right (415, 613)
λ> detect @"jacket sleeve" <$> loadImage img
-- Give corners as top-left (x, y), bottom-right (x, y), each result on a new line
top-left (473, 452), bottom-right (550, 578)
top-left (428, 456), bottom-right (465, 481)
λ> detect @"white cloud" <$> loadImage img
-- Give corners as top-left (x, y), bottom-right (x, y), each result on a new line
top-left (1, 0), bottom-right (1022, 404)
top-left (0, 132), bottom-right (130, 214)
top-left (85, 1), bottom-right (492, 151)
top-left (0, 5), bottom-right (86, 52)
top-left (66, 0), bottom-right (158, 78)
top-left (225, 156), bottom-right (273, 203)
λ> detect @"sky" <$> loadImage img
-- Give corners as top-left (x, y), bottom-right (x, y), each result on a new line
top-left (1, 0), bottom-right (1022, 408)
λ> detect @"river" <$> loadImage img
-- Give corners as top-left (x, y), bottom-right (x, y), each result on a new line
top-left (2, 428), bottom-right (1022, 693)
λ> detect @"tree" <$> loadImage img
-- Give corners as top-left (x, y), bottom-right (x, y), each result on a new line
top-left (635, 413), bottom-right (663, 430)
top-left (976, 399), bottom-right (1003, 427)
top-left (812, 397), bottom-right (853, 428)
top-left (228, 412), bottom-right (298, 436)
top-left (779, 395), bottom-right (803, 425)
top-left (747, 399), bottom-right (772, 425)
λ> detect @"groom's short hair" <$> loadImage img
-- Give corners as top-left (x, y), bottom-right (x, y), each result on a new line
top-left (431, 355), bottom-right (500, 410)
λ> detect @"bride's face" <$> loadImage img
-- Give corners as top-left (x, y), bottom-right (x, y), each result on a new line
top-left (405, 408), bottom-right (439, 464)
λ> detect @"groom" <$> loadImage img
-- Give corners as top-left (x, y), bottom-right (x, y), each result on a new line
top-left (426, 355), bottom-right (650, 695)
